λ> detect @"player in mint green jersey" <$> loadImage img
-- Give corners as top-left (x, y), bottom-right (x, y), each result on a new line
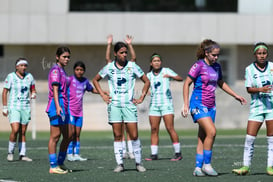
top-left (93, 40), bottom-right (150, 173)
top-left (145, 53), bottom-right (183, 161)
top-left (233, 42), bottom-right (273, 176)
top-left (2, 58), bottom-right (36, 162)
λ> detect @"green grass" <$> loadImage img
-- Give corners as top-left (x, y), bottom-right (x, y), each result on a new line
top-left (0, 130), bottom-right (272, 182)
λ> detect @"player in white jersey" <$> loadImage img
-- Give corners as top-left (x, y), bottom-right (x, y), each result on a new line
top-left (233, 42), bottom-right (273, 176)
top-left (105, 34), bottom-right (136, 159)
top-left (145, 53), bottom-right (183, 161)
top-left (2, 58), bottom-right (36, 162)
top-left (93, 40), bottom-right (150, 172)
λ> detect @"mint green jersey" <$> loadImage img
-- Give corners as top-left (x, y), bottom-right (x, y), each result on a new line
top-left (147, 67), bottom-right (177, 106)
top-left (4, 72), bottom-right (35, 110)
top-left (245, 61), bottom-right (273, 114)
top-left (99, 61), bottom-right (144, 107)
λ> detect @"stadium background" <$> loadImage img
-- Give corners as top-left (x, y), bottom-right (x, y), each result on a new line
top-left (1, 0), bottom-right (273, 132)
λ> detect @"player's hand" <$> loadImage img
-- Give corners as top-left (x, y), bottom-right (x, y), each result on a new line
top-left (181, 104), bottom-right (189, 118)
top-left (107, 34), bottom-right (113, 45)
top-left (235, 95), bottom-right (247, 105)
top-left (125, 35), bottom-right (133, 45)
top-left (102, 94), bottom-right (111, 104)
top-left (260, 85), bottom-right (272, 93)
top-left (133, 98), bottom-right (143, 105)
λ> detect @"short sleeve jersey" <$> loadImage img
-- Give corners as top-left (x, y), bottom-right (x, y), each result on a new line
top-left (4, 72), bottom-right (35, 110)
top-left (245, 61), bottom-right (273, 114)
top-left (99, 61), bottom-right (144, 107)
top-left (67, 75), bottom-right (93, 117)
top-left (188, 59), bottom-right (222, 108)
top-left (46, 64), bottom-right (68, 112)
top-left (147, 67), bottom-right (177, 106)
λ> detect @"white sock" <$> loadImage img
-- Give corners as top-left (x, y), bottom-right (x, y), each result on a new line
top-left (122, 140), bottom-right (127, 154)
top-left (173, 142), bottom-right (181, 153)
top-left (8, 141), bottom-right (16, 154)
top-left (151, 145), bottom-right (158, 155)
top-left (243, 134), bottom-right (256, 166)
top-left (267, 136), bottom-right (273, 167)
top-left (114, 141), bottom-right (123, 165)
top-left (19, 142), bottom-right (26, 156)
top-left (132, 139), bottom-right (142, 164)
top-left (127, 140), bottom-right (133, 153)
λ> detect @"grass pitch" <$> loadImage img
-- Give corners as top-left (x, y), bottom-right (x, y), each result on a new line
top-left (0, 129), bottom-right (272, 182)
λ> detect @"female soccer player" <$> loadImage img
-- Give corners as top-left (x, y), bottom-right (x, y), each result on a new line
top-left (182, 39), bottom-right (246, 176)
top-left (145, 53), bottom-right (183, 161)
top-left (105, 34), bottom-right (136, 159)
top-left (2, 58), bottom-right (36, 162)
top-left (66, 61), bottom-right (100, 161)
top-left (93, 41), bottom-right (150, 172)
top-left (46, 47), bottom-right (73, 174)
top-left (232, 42), bottom-right (273, 176)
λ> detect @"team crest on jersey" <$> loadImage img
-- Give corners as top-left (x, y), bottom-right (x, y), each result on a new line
top-left (127, 67), bottom-right (132, 74)
top-left (52, 70), bottom-right (58, 75)
top-left (203, 107), bottom-right (208, 113)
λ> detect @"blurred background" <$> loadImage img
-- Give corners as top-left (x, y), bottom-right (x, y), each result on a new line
top-left (0, 0), bottom-right (272, 132)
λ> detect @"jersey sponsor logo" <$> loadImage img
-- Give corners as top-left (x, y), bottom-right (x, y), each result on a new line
top-left (154, 81), bottom-right (161, 89)
top-left (114, 90), bottom-right (128, 94)
top-left (253, 74), bottom-right (258, 79)
top-left (117, 77), bottom-right (126, 86)
top-left (21, 86), bottom-right (28, 93)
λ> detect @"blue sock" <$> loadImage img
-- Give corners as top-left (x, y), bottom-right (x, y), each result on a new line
top-left (195, 153), bottom-right (204, 168)
top-left (67, 142), bottom-right (73, 154)
top-left (204, 150), bottom-right (212, 164)
top-left (57, 151), bottom-right (67, 165)
top-left (49, 153), bottom-right (57, 168)
top-left (75, 141), bottom-right (80, 155)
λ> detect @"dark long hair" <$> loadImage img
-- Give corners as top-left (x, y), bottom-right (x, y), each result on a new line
top-left (149, 53), bottom-right (162, 72)
top-left (73, 61), bottom-right (86, 72)
top-left (56, 46), bottom-right (71, 62)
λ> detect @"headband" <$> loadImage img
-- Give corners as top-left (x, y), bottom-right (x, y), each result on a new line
top-left (151, 54), bottom-right (161, 60)
top-left (16, 60), bottom-right (28, 66)
top-left (254, 45), bottom-right (268, 54)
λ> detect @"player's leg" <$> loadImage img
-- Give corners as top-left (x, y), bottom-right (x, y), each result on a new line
top-left (67, 115), bottom-right (76, 161)
top-left (73, 118), bottom-right (87, 161)
top-left (163, 114), bottom-right (182, 161)
top-left (197, 117), bottom-right (217, 176)
top-left (125, 127), bottom-right (134, 159)
top-left (7, 121), bottom-right (20, 161)
top-left (145, 115), bottom-right (160, 161)
top-left (112, 122), bottom-right (125, 172)
top-left (18, 123), bottom-right (32, 161)
top-left (266, 120), bottom-right (273, 175)
top-left (193, 126), bottom-right (206, 176)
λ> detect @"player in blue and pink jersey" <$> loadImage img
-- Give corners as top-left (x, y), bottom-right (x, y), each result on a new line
top-left (182, 39), bottom-right (246, 176)
top-left (46, 47), bottom-right (73, 174)
top-left (66, 61), bottom-right (100, 162)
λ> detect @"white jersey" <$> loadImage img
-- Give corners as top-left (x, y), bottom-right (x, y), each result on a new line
top-left (99, 61), bottom-right (144, 107)
top-left (4, 72), bottom-right (35, 110)
top-left (147, 67), bottom-right (177, 106)
top-left (245, 61), bottom-right (273, 114)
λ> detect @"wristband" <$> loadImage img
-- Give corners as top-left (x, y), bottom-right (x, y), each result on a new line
top-left (31, 92), bottom-right (36, 99)
top-left (2, 106), bottom-right (8, 114)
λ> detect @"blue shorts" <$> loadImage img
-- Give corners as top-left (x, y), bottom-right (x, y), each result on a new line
top-left (149, 104), bottom-right (174, 116)
top-left (190, 103), bottom-right (216, 123)
top-left (107, 104), bottom-right (138, 124)
top-left (47, 98), bottom-right (68, 126)
top-left (69, 115), bottom-right (83, 127)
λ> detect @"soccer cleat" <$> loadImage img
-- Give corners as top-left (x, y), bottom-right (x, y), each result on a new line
top-left (136, 164), bottom-right (146, 172)
top-left (73, 154), bottom-right (87, 161)
top-left (232, 166), bottom-right (250, 175)
top-left (202, 164), bottom-right (218, 176)
top-left (145, 154), bottom-right (158, 161)
top-left (113, 164), bottom-right (124, 173)
top-left (49, 166), bottom-right (68, 174)
top-left (67, 154), bottom-right (75, 161)
top-left (170, 152), bottom-right (183, 161)
top-left (193, 167), bottom-right (206, 177)
top-left (267, 166), bottom-right (273, 176)
top-left (59, 164), bottom-right (73, 173)
top-left (7, 153), bottom-right (14, 161)
top-left (19, 155), bottom-right (32, 162)
top-left (127, 152), bottom-right (135, 159)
